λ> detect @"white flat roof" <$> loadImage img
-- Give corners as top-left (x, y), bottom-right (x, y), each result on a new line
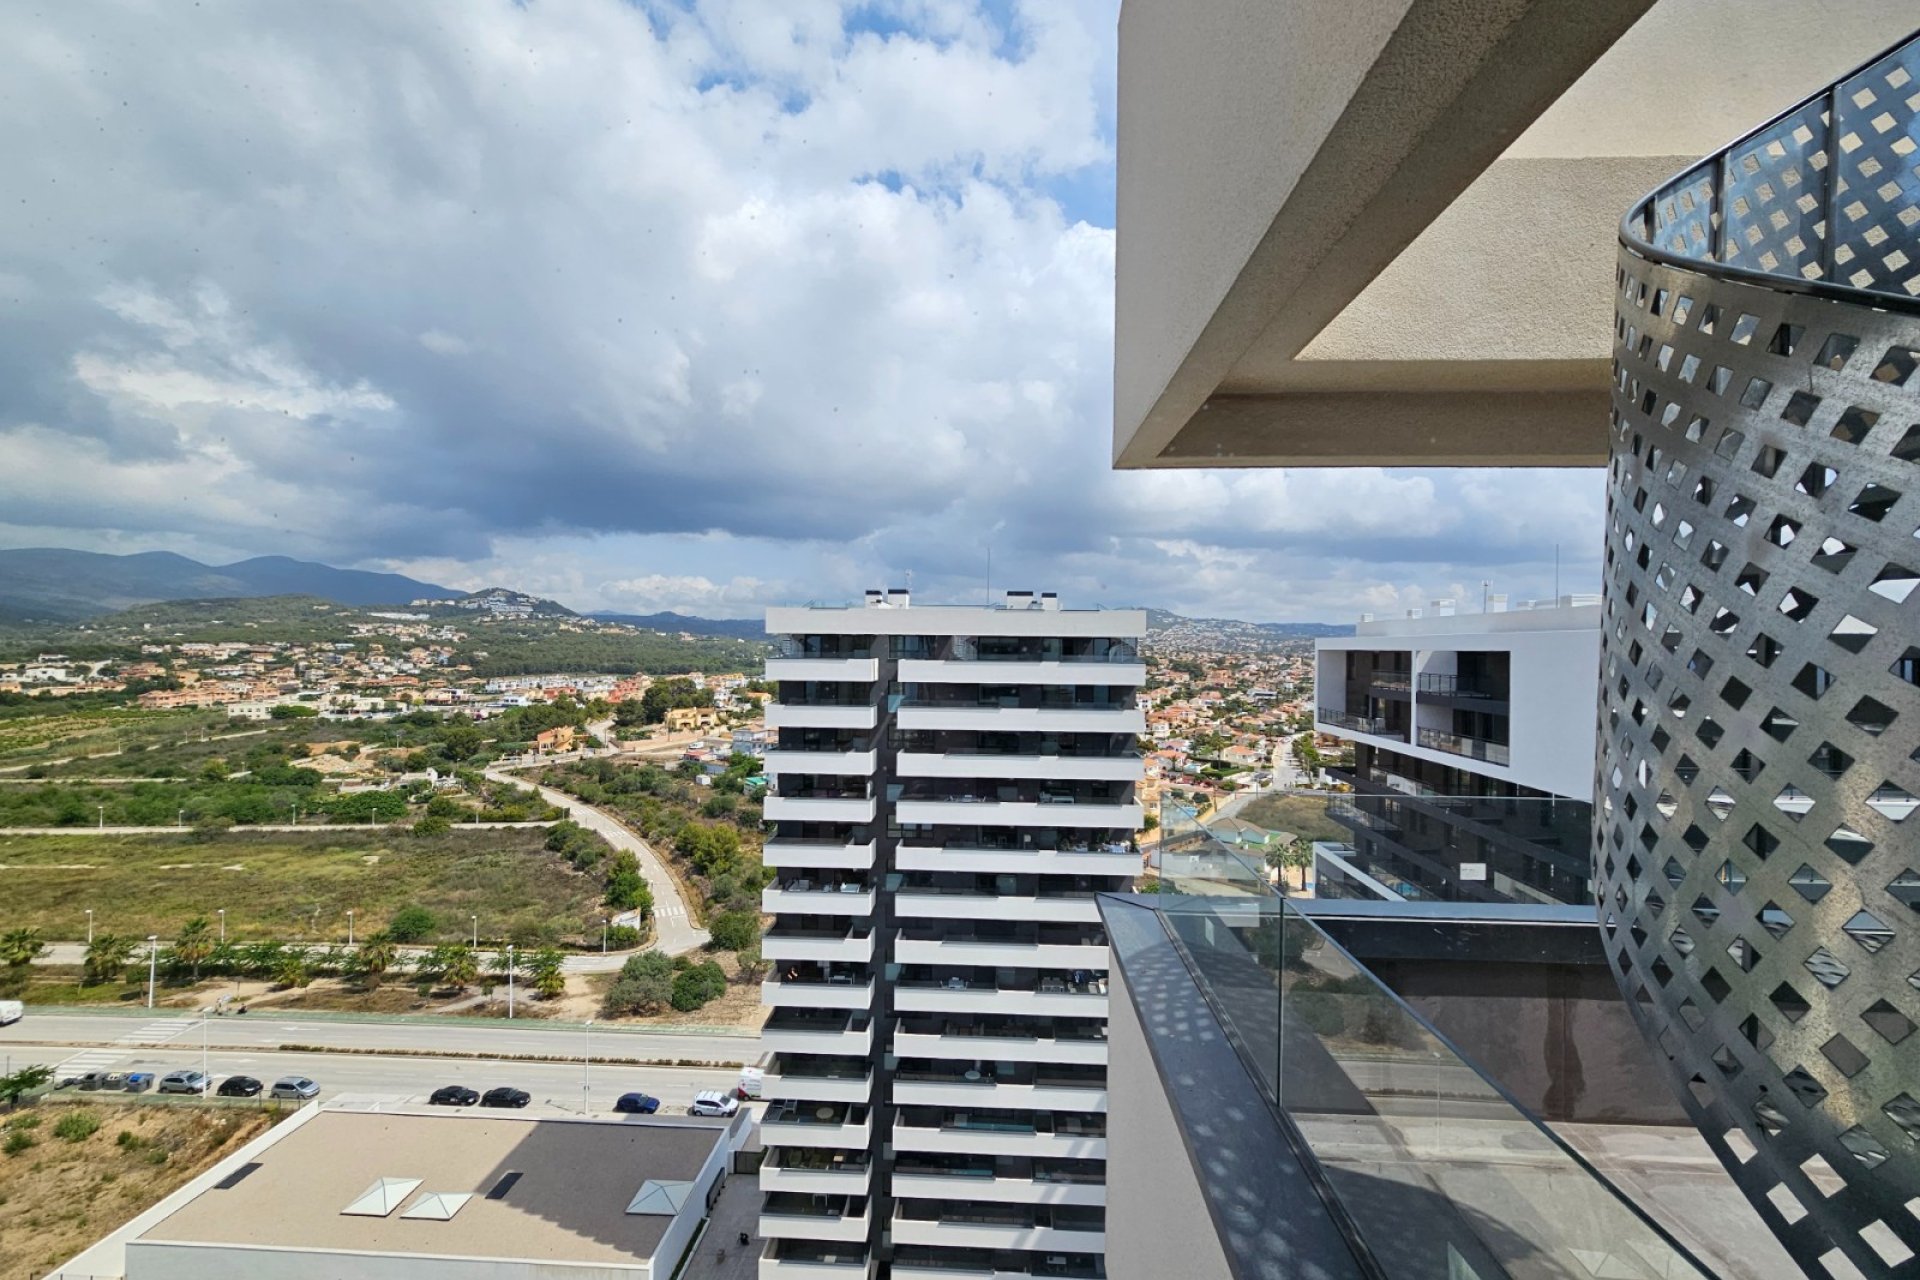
top-left (1319, 603), bottom-right (1602, 646)
top-left (767, 603), bottom-right (1146, 639)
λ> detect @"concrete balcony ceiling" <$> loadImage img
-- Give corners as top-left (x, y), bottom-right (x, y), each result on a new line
top-left (1113, 0), bottom-right (1916, 468)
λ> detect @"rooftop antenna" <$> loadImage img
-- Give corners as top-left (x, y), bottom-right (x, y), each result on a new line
top-left (985, 542), bottom-right (992, 607)
top-left (1554, 544), bottom-right (1561, 601)
top-left (1481, 580), bottom-right (1491, 614)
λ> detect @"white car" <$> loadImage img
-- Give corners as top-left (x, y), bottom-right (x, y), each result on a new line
top-left (0, 1000), bottom-right (23, 1026)
top-left (688, 1090), bottom-right (739, 1118)
top-left (269, 1076), bottom-right (319, 1100)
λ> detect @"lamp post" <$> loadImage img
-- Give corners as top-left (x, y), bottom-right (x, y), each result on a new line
top-left (347, 910), bottom-right (355, 947)
top-left (602, 918), bottom-right (610, 954)
top-left (471, 915), bottom-right (478, 948)
top-left (177, 809), bottom-right (184, 830)
top-left (85, 909), bottom-right (93, 944)
top-left (97, 803), bottom-right (105, 830)
top-left (582, 1018), bottom-right (593, 1114)
top-left (507, 944), bottom-right (515, 1020)
top-left (217, 909), bottom-right (225, 943)
top-left (146, 935), bottom-right (158, 1009)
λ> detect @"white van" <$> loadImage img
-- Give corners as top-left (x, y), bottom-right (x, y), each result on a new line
top-left (0, 1001), bottom-right (22, 1026)
top-left (736, 1066), bottom-right (763, 1099)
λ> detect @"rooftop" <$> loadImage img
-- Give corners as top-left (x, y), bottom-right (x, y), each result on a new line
top-left (134, 1110), bottom-right (730, 1267)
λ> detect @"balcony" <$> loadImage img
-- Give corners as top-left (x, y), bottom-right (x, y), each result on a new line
top-left (893, 881), bottom-right (1108, 925)
top-left (766, 655), bottom-right (881, 683)
top-left (898, 697), bottom-right (1145, 735)
top-left (892, 1017), bottom-right (1109, 1067)
top-left (764, 746), bottom-right (878, 777)
top-left (892, 1109), bottom-right (1108, 1160)
top-left (767, 701), bottom-right (879, 731)
top-left (1416, 726), bottom-right (1511, 767)
top-left (895, 796), bottom-right (1142, 831)
top-left (763, 878), bottom-right (877, 917)
top-left (761, 1101), bottom-right (873, 1151)
top-left (759, 1193), bottom-right (871, 1244)
top-left (899, 657), bottom-right (1146, 687)
top-left (1366, 673), bottom-right (1412, 700)
top-left (759, 1148), bottom-right (874, 1195)
top-left (761, 922), bottom-right (876, 964)
top-left (758, 1240), bottom-right (871, 1279)
top-left (763, 836), bottom-right (876, 871)
top-left (894, 926), bottom-right (1108, 970)
top-left (890, 1249), bottom-right (1102, 1280)
top-left (1315, 708), bottom-right (1406, 741)
top-left (761, 971), bottom-right (875, 1012)
top-left (761, 1008), bottom-right (874, 1056)
top-left (764, 784), bottom-right (877, 825)
top-left (894, 973), bottom-right (1108, 1020)
top-left (1417, 672), bottom-right (1508, 702)
top-left (891, 1203), bottom-right (1105, 1255)
top-left (893, 1063), bottom-right (1108, 1115)
top-left (891, 1158), bottom-right (1107, 1207)
top-left (896, 842), bottom-right (1140, 878)
top-left (894, 750), bottom-right (1142, 782)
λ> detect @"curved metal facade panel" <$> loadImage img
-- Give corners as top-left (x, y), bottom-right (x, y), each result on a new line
top-left (1600, 247), bottom-right (1920, 1276)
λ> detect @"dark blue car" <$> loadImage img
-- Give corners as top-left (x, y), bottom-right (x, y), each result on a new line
top-left (614, 1092), bottom-right (660, 1114)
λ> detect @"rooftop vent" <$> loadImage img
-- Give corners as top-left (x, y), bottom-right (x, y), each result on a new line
top-left (863, 589), bottom-right (884, 608)
top-left (342, 1176), bottom-right (421, 1217)
top-left (885, 588), bottom-right (910, 607)
top-left (1004, 589), bottom-right (1035, 608)
top-left (1040, 592), bottom-right (1060, 612)
top-left (401, 1191), bottom-right (473, 1221)
top-left (214, 1162), bottom-right (262, 1190)
top-left (485, 1171), bottom-right (523, 1200)
top-left (625, 1178), bottom-right (695, 1216)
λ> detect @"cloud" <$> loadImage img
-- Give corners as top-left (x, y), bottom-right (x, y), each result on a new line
top-left (0, 0), bottom-right (1602, 622)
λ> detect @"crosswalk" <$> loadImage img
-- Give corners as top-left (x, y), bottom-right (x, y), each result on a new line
top-left (56, 1017), bottom-right (197, 1076)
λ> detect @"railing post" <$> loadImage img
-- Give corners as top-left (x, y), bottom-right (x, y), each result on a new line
top-left (1821, 85), bottom-right (1841, 284)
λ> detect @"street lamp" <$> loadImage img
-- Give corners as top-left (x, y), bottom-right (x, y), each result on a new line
top-left (582, 1018), bottom-right (593, 1114)
top-left (601, 918), bottom-right (608, 954)
top-left (85, 909), bottom-right (93, 944)
top-left (146, 935), bottom-right (158, 1009)
top-left (217, 909), bottom-right (225, 943)
top-left (347, 910), bottom-right (355, 947)
top-left (507, 944), bottom-right (515, 1020)
top-left (97, 803), bottom-right (105, 830)
top-left (177, 809), bottom-right (184, 830)
top-left (471, 915), bottom-right (478, 948)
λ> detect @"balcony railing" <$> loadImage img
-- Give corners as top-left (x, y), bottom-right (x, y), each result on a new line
top-left (1416, 672), bottom-right (1506, 700)
top-left (1415, 726), bottom-right (1510, 766)
top-left (1315, 708), bottom-right (1404, 740)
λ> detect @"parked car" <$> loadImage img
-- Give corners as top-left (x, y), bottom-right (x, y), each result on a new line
top-left (480, 1087), bottom-right (530, 1109)
top-left (269, 1076), bottom-right (319, 1100)
top-left (217, 1075), bottom-right (263, 1098)
top-left (429, 1084), bottom-right (480, 1107)
top-left (158, 1069), bottom-right (208, 1095)
top-left (614, 1092), bottom-right (660, 1114)
top-left (0, 999), bottom-right (23, 1025)
top-left (688, 1090), bottom-right (739, 1118)
top-left (122, 1072), bottom-right (154, 1093)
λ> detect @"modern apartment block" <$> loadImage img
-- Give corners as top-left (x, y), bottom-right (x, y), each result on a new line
top-left (758, 591), bottom-right (1147, 1280)
top-left (1311, 598), bottom-right (1601, 905)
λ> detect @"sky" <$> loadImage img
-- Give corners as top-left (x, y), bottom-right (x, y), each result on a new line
top-left (0, 0), bottom-right (1605, 623)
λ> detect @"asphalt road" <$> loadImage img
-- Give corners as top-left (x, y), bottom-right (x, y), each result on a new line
top-left (486, 763), bottom-right (710, 954)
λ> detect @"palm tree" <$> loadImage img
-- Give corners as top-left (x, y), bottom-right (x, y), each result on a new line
top-left (354, 933), bottom-right (399, 989)
top-left (0, 927), bottom-right (45, 969)
top-left (272, 946), bottom-right (312, 989)
top-left (240, 940), bottom-right (284, 979)
top-left (82, 934), bottom-right (137, 987)
top-left (173, 917), bottom-right (214, 980)
top-left (527, 947), bottom-right (566, 1000)
top-left (435, 943), bottom-right (480, 992)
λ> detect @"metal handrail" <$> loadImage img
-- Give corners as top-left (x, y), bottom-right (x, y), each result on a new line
top-left (1620, 25), bottom-right (1920, 314)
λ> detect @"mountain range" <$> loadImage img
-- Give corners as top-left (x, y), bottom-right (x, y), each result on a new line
top-left (0, 548), bottom-right (459, 623)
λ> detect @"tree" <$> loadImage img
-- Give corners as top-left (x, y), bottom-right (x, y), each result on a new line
top-left (387, 905), bottom-right (436, 943)
top-left (707, 910), bottom-right (759, 953)
top-left (353, 933), bottom-right (399, 988)
top-left (670, 960), bottom-right (727, 1011)
top-left (602, 950), bottom-right (674, 1016)
top-left (272, 946), bottom-right (312, 989)
top-left (0, 928), bottom-right (45, 969)
top-left (604, 852), bottom-right (650, 912)
top-left (82, 934), bottom-right (137, 987)
top-left (734, 943), bottom-right (766, 982)
top-left (0, 1063), bottom-right (54, 1108)
top-left (173, 917), bottom-right (215, 980)
top-left (269, 703), bottom-right (319, 719)
top-left (1266, 838), bottom-right (1314, 892)
top-left (527, 947), bottom-right (567, 999)
top-left (430, 943), bottom-right (479, 991)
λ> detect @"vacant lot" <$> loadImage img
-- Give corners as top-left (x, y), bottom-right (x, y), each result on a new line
top-left (0, 1101), bottom-right (282, 1278)
top-left (1235, 792), bottom-right (1348, 844)
top-left (0, 828), bottom-right (608, 946)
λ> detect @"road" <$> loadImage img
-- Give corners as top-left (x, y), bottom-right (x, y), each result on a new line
top-left (487, 764), bottom-right (710, 954)
top-left (0, 1009), bottom-right (760, 1112)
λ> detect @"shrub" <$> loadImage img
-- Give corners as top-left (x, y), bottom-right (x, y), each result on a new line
top-left (412, 815), bottom-right (452, 836)
top-left (669, 960), bottom-right (727, 1011)
top-left (706, 910), bottom-right (759, 953)
top-left (387, 905), bottom-right (437, 943)
top-left (53, 1110), bottom-right (102, 1143)
top-left (605, 923), bottom-right (643, 951)
top-left (3, 1130), bottom-right (33, 1156)
top-left (601, 949), bottom-right (674, 1017)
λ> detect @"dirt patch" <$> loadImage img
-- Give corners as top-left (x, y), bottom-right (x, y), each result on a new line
top-left (0, 1101), bottom-right (281, 1277)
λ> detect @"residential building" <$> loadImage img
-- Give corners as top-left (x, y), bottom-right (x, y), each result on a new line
top-left (1111, 2), bottom-right (1919, 1274)
top-left (664, 706), bottom-right (721, 733)
top-left (759, 591), bottom-right (1146, 1280)
top-left (1311, 598), bottom-right (1600, 905)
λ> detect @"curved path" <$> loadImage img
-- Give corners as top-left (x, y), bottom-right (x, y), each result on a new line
top-left (486, 764), bottom-right (709, 955)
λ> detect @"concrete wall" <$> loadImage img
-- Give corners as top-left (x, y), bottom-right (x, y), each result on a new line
top-left (126, 1242), bottom-right (648, 1280)
top-left (1103, 964), bottom-right (1234, 1280)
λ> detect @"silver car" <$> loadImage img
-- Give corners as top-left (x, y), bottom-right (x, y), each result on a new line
top-left (269, 1076), bottom-right (319, 1100)
top-left (157, 1069), bottom-right (208, 1095)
